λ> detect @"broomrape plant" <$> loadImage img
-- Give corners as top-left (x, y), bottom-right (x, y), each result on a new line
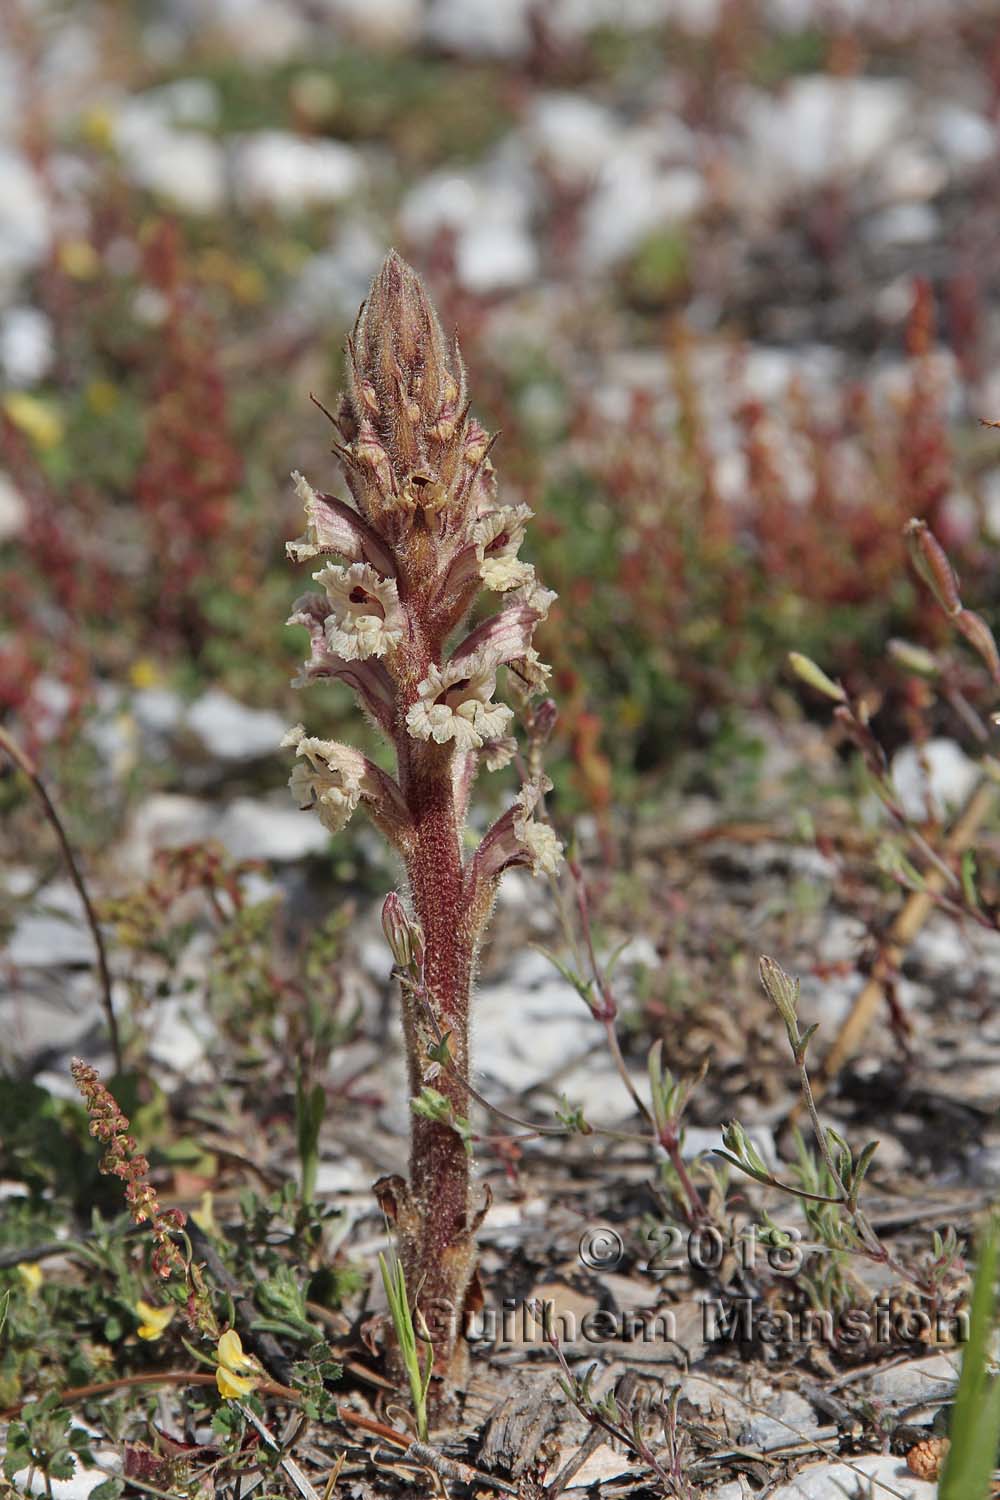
top-left (283, 252), bottom-right (562, 1396)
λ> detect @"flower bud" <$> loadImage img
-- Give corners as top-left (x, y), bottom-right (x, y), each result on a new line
top-left (887, 639), bottom-right (939, 678)
top-left (905, 519), bottom-right (961, 616)
top-left (787, 652), bottom-right (846, 703)
top-left (381, 892), bottom-right (424, 970)
top-left (758, 955), bottom-right (799, 1028)
top-left (956, 608), bottom-right (1000, 685)
top-left (532, 698), bottom-right (559, 745)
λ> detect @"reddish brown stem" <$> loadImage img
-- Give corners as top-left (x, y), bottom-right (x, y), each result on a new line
top-left (0, 727), bottom-right (122, 1074)
top-left (393, 751), bottom-right (477, 1392)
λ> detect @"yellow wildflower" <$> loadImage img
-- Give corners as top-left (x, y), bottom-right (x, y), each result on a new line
top-left (135, 1299), bottom-right (176, 1341)
top-left (16, 1262), bottom-right (43, 1297)
top-left (191, 1191), bottom-right (217, 1235)
top-left (58, 239), bottom-right (100, 280)
top-left (86, 379), bottom-right (118, 416)
top-left (129, 657), bottom-right (163, 690)
top-left (3, 393), bottom-right (63, 451)
top-left (215, 1328), bottom-right (261, 1400)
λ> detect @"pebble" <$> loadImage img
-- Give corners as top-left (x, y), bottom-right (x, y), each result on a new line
top-left (424, 0), bottom-right (533, 58)
top-left (0, 306), bottom-right (55, 386)
top-left (9, 1453), bottom-right (122, 1500)
top-left (528, 93), bottom-right (621, 186)
top-left (581, 149), bottom-right (704, 271)
top-left (738, 1388), bottom-right (824, 1452)
top-left (185, 688), bottom-right (286, 762)
top-left (124, 129), bottom-right (226, 215)
top-left (763, 1453), bottom-right (935, 1498)
top-left (740, 75), bottom-right (911, 188)
top-left (233, 132), bottom-right (364, 213)
top-left (0, 149), bottom-right (50, 284)
top-left (931, 103), bottom-right (996, 171)
top-left (866, 1351), bottom-right (959, 1405)
top-left (215, 796), bottom-right (332, 861)
top-left (890, 738), bottom-right (979, 823)
top-left (6, 883), bottom-right (96, 968)
top-left (455, 221), bottom-right (538, 295)
top-left (863, 202), bottom-right (939, 249)
top-left (0, 471), bottom-right (28, 541)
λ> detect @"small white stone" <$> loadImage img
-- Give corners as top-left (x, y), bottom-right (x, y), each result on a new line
top-left (740, 75), bottom-right (911, 187)
top-left (765, 1454), bottom-right (935, 1499)
top-left (424, 0), bottom-right (533, 57)
top-left (314, 0), bottom-right (420, 43)
top-left (133, 687), bottom-right (185, 736)
top-left (455, 222), bottom-right (538, 294)
top-left (528, 92), bottom-right (621, 185)
top-left (215, 797), bottom-right (332, 861)
top-left (0, 471), bottom-right (28, 541)
top-left (863, 202), bottom-right (938, 249)
top-left (11, 1452), bottom-right (121, 1500)
top-left (581, 147), bottom-right (704, 270)
top-left (120, 794), bottom-right (219, 874)
top-left (0, 306), bottom-right (54, 386)
top-left (400, 170), bottom-right (479, 242)
top-left (891, 738), bottom-right (979, 822)
top-left (234, 132), bottom-right (363, 213)
top-left (185, 689), bottom-right (287, 762)
top-left (0, 149), bottom-right (50, 283)
top-left (932, 103), bottom-right (996, 171)
top-left (6, 884), bottom-right (93, 968)
top-left (877, 142), bottom-right (946, 203)
top-left (125, 130), bottom-right (226, 215)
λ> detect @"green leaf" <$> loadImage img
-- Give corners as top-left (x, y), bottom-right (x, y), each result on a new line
top-left (939, 1213), bottom-right (1000, 1500)
top-left (91, 1479), bottom-right (125, 1499)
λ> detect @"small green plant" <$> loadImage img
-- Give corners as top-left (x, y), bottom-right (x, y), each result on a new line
top-left (378, 1248), bottom-right (432, 1442)
top-left (2, 1391), bottom-right (118, 1499)
top-left (294, 1072), bottom-right (326, 1207)
top-left (939, 1214), bottom-right (1000, 1500)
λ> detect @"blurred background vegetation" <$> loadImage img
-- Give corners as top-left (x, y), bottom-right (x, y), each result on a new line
top-left (1, 0), bottom-right (999, 850)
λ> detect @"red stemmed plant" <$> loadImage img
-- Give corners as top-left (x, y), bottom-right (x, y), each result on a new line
top-left (282, 253), bottom-right (561, 1397)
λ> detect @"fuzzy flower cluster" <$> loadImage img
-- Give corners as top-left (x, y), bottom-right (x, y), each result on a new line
top-left (71, 1058), bottom-right (186, 1280)
top-left (283, 251), bottom-right (562, 887)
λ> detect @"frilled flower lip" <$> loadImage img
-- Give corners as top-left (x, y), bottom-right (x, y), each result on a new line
top-left (474, 505), bottom-right (535, 593)
top-left (282, 723), bottom-right (368, 834)
top-left (405, 652), bottom-right (514, 752)
top-left (512, 780), bottom-right (564, 875)
top-left (313, 561), bottom-right (405, 661)
top-left (287, 471), bottom-right (395, 577)
top-left (470, 775), bottom-right (564, 883)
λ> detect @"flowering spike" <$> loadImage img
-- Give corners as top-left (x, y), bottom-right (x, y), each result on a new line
top-left (282, 253), bottom-right (559, 1397)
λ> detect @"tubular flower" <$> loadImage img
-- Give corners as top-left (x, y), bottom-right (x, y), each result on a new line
top-left (287, 471), bottom-right (395, 576)
top-left (283, 723), bottom-right (368, 833)
top-left (135, 1299), bottom-right (175, 1341)
top-left (473, 506), bottom-right (535, 592)
top-left (215, 1329), bottom-right (261, 1400)
top-left (512, 780), bottom-right (564, 875)
top-left (473, 776), bottom-right (565, 881)
top-left (314, 561), bottom-right (404, 660)
top-left (406, 654), bottom-right (513, 752)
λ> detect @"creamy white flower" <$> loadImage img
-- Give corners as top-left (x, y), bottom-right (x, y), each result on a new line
top-left (483, 735), bottom-right (517, 772)
top-left (282, 723), bottom-right (368, 834)
top-left (314, 562), bottom-right (404, 661)
top-left (513, 779), bottom-right (564, 875)
top-left (474, 506), bottom-right (534, 593)
top-left (508, 646), bottom-right (551, 702)
top-left (405, 654), bottom-right (513, 751)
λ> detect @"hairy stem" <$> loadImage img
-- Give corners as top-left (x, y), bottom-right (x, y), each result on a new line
top-left (396, 753), bottom-right (476, 1390)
